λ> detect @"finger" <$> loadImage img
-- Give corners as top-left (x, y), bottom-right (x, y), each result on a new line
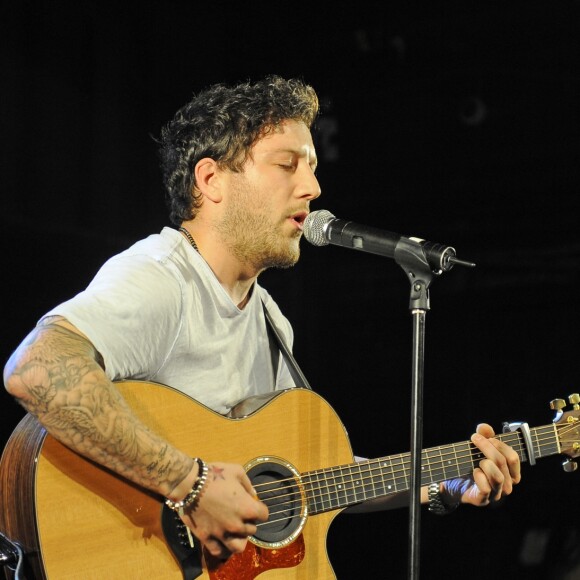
top-left (252, 499), bottom-right (269, 522)
top-left (471, 433), bottom-right (512, 484)
top-left (486, 438), bottom-right (522, 484)
top-left (477, 459), bottom-right (505, 501)
top-left (204, 537), bottom-right (231, 559)
top-left (238, 474), bottom-right (269, 522)
top-left (475, 423), bottom-right (521, 485)
top-left (471, 467), bottom-right (493, 505)
top-left (243, 520), bottom-right (259, 537)
top-left (471, 433), bottom-right (512, 495)
top-left (221, 534), bottom-right (249, 555)
top-left (223, 521), bottom-right (258, 539)
top-left (239, 470), bottom-right (257, 495)
top-left (476, 423), bottom-right (495, 438)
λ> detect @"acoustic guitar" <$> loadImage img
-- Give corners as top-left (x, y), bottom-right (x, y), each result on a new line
top-left (0, 381), bottom-right (578, 579)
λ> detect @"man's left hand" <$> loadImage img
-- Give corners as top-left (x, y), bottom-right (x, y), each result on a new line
top-left (443, 423), bottom-right (521, 507)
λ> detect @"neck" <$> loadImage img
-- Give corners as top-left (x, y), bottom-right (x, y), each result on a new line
top-left (213, 262), bottom-right (258, 309)
top-left (179, 222), bottom-right (260, 308)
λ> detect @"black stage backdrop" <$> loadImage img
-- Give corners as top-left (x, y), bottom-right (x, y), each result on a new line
top-left (1, 2), bottom-right (579, 578)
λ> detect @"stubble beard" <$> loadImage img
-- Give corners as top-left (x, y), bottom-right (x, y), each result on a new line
top-left (215, 190), bottom-right (301, 271)
top-left (219, 217), bottom-right (301, 271)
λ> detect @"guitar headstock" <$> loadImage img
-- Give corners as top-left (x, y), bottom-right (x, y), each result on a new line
top-left (551, 394), bottom-right (580, 471)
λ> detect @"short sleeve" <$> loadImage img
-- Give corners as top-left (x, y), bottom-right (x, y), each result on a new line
top-left (43, 253), bottom-right (184, 381)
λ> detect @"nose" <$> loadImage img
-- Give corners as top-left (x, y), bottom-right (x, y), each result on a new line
top-left (295, 163), bottom-right (321, 201)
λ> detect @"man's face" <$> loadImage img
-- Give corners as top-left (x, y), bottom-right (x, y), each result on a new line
top-left (215, 120), bottom-right (321, 270)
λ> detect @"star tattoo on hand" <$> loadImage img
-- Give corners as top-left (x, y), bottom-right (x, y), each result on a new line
top-left (210, 466), bottom-right (225, 481)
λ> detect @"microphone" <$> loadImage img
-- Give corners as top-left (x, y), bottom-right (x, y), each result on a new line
top-left (303, 209), bottom-right (475, 272)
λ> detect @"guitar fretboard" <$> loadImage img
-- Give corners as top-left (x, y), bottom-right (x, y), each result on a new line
top-left (302, 423), bottom-right (559, 514)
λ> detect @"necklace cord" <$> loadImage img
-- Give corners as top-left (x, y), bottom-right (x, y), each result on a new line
top-left (178, 226), bottom-right (199, 252)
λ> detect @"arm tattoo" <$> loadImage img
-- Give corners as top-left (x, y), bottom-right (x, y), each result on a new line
top-left (4, 321), bottom-right (193, 496)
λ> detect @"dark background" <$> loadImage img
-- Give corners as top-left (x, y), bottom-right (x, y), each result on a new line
top-left (1, 1), bottom-right (579, 578)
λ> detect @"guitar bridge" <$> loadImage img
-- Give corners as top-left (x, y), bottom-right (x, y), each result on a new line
top-left (161, 504), bottom-right (203, 580)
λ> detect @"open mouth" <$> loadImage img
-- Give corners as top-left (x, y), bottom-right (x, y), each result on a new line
top-left (289, 211), bottom-right (308, 230)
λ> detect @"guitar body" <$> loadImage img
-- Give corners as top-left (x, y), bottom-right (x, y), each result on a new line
top-left (0, 382), bottom-right (354, 579)
top-left (5, 380), bottom-right (576, 579)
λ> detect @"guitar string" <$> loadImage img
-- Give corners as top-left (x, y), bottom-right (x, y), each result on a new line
top-left (256, 462), bottom-right (482, 523)
top-left (251, 423), bottom-right (578, 526)
top-left (257, 427), bottom-right (576, 526)
top-left (252, 422), bottom-right (574, 496)
top-left (260, 436), bottom-right (523, 523)
top-left (254, 425), bottom-right (571, 503)
top-left (257, 457), bottom-right (542, 525)
top-left (258, 434), bottom-right (577, 528)
top-left (251, 433), bottom-right (553, 520)
top-left (260, 449), bottom-right (509, 528)
top-left (252, 423), bottom-right (568, 497)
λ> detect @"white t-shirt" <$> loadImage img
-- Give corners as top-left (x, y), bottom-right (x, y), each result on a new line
top-left (44, 227), bottom-right (296, 415)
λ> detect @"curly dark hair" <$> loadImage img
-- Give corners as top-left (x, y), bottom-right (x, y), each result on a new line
top-left (159, 75), bottom-right (320, 225)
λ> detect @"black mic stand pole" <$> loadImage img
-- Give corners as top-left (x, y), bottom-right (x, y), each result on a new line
top-left (393, 237), bottom-right (474, 580)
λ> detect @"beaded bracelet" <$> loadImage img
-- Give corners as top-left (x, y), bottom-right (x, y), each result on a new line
top-left (165, 457), bottom-right (209, 514)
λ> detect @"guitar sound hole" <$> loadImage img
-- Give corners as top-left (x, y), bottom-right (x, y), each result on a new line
top-left (247, 461), bottom-right (304, 546)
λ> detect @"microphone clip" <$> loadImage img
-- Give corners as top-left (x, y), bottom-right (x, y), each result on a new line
top-left (394, 237), bottom-right (474, 311)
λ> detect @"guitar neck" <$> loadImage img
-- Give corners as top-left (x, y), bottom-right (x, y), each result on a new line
top-left (303, 423), bottom-right (559, 514)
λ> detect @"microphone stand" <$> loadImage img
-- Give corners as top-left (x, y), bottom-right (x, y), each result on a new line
top-left (393, 237), bottom-right (474, 580)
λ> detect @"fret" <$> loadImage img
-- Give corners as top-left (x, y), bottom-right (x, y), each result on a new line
top-left (305, 465), bottom-right (358, 514)
top-left (501, 424), bottom-right (569, 463)
top-left (336, 464), bottom-right (348, 507)
top-left (389, 454), bottom-right (408, 493)
top-left (314, 468), bottom-right (332, 512)
top-left (499, 428), bottom-right (531, 465)
top-left (452, 443), bottom-right (460, 479)
top-left (454, 442), bottom-right (474, 478)
top-left (437, 446), bottom-right (446, 480)
top-left (378, 456), bottom-right (398, 496)
top-left (514, 432), bottom-right (528, 461)
top-left (421, 447), bottom-right (433, 486)
top-left (370, 460), bottom-right (383, 498)
top-left (421, 443), bottom-right (469, 484)
top-left (422, 447), bottom-right (445, 482)
top-left (384, 457), bottom-right (400, 495)
top-left (303, 471), bottom-right (324, 514)
top-left (373, 459), bottom-right (391, 498)
top-left (342, 464), bottom-right (358, 506)
top-left (499, 432), bottom-right (522, 459)
top-left (320, 467), bottom-right (332, 512)
top-left (531, 429), bottom-right (544, 457)
top-left (301, 419), bottom-right (570, 515)
top-left (363, 461), bottom-right (378, 501)
top-left (536, 425), bottom-right (560, 458)
top-left (385, 455), bottom-right (404, 492)
top-left (353, 461), bottom-right (366, 504)
top-left (326, 466), bottom-right (346, 510)
top-left (499, 427), bottom-right (550, 465)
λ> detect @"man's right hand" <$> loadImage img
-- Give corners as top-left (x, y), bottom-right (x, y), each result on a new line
top-left (179, 462), bottom-right (269, 559)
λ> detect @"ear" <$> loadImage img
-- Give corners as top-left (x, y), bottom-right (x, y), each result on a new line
top-left (194, 157), bottom-right (223, 203)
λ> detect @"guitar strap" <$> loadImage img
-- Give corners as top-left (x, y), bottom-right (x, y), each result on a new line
top-left (261, 300), bottom-right (312, 390)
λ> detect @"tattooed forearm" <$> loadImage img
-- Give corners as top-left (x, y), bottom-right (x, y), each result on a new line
top-left (3, 321), bottom-right (193, 497)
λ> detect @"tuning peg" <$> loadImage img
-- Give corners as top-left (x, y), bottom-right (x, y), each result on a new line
top-left (562, 459), bottom-right (578, 473)
top-left (550, 398), bottom-right (566, 411)
top-left (569, 394), bottom-right (580, 410)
